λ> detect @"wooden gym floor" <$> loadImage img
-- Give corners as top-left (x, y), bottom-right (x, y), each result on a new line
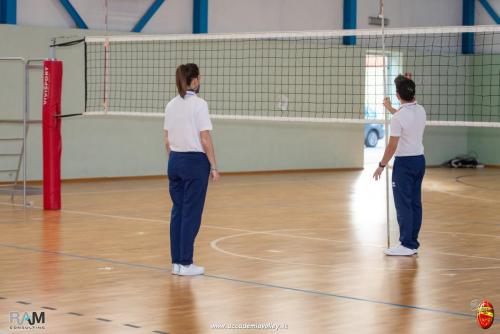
top-left (0, 167), bottom-right (499, 333)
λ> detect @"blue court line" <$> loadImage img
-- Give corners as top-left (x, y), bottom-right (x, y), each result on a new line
top-left (0, 242), bottom-right (474, 320)
top-left (204, 274), bottom-right (474, 319)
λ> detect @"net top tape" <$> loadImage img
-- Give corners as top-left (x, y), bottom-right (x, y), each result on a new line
top-left (85, 25), bottom-right (500, 44)
top-left (82, 112), bottom-right (500, 128)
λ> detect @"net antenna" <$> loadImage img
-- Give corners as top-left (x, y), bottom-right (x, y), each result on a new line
top-left (103, 38), bottom-right (110, 114)
top-left (379, 0), bottom-right (391, 248)
top-left (105, 0), bottom-right (109, 31)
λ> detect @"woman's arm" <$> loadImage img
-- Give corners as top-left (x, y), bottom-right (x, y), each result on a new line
top-left (373, 136), bottom-right (400, 180)
top-left (163, 130), bottom-right (170, 156)
top-left (200, 130), bottom-right (220, 181)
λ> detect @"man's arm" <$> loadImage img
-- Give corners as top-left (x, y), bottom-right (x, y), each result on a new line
top-left (383, 97), bottom-right (398, 114)
top-left (380, 136), bottom-right (399, 166)
top-left (373, 136), bottom-right (400, 180)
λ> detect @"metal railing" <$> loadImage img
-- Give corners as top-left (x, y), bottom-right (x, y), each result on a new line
top-left (0, 58), bottom-right (45, 207)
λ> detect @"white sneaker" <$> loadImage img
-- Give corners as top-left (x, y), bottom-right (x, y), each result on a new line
top-left (384, 245), bottom-right (416, 256)
top-left (413, 249), bottom-right (419, 254)
top-left (178, 264), bottom-right (205, 276)
top-left (171, 263), bottom-right (180, 275)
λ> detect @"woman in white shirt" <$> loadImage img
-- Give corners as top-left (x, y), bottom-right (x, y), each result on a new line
top-left (164, 63), bottom-right (219, 276)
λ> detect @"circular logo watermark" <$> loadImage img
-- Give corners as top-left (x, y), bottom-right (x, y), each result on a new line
top-left (471, 299), bottom-right (495, 330)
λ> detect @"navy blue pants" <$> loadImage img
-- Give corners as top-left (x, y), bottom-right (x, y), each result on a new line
top-left (168, 152), bottom-right (210, 266)
top-left (392, 155), bottom-right (426, 250)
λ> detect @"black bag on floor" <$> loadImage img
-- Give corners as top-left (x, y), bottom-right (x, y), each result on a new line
top-left (442, 155), bottom-right (479, 168)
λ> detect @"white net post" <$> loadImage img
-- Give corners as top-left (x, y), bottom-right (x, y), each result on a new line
top-left (103, 38), bottom-right (110, 114)
top-left (379, 0), bottom-right (391, 249)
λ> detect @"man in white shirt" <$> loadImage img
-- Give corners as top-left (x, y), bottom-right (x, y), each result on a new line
top-left (373, 75), bottom-right (426, 256)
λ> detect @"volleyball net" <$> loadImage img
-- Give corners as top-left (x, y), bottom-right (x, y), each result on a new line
top-left (84, 25), bottom-right (500, 127)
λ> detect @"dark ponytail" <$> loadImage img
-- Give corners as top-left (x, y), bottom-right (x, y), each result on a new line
top-left (176, 65), bottom-right (188, 98)
top-left (175, 63), bottom-right (200, 98)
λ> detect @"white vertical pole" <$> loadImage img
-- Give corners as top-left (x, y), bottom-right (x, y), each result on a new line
top-left (22, 60), bottom-right (28, 208)
top-left (379, 0), bottom-right (390, 249)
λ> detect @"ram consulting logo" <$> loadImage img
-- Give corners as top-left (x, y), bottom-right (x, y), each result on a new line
top-left (9, 311), bottom-right (46, 330)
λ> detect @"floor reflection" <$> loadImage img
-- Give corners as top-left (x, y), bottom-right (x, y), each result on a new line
top-left (350, 165), bottom-right (389, 244)
top-left (165, 277), bottom-right (201, 333)
top-left (41, 211), bottom-right (61, 293)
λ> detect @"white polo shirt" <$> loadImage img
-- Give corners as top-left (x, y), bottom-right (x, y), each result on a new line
top-left (163, 91), bottom-right (213, 153)
top-left (390, 102), bottom-right (426, 157)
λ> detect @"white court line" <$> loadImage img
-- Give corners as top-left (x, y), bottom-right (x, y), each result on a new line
top-left (221, 230), bottom-right (500, 262)
top-left (210, 230), bottom-right (363, 270)
top-left (58, 178), bottom-right (336, 195)
top-left (2, 199), bottom-right (497, 239)
top-left (60, 187), bottom-right (168, 195)
top-left (428, 187), bottom-right (500, 204)
top-left (306, 223), bottom-right (500, 239)
top-left (264, 227), bottom-right (500, 242)
top-left (209, 231), bottom-right (500, 272)
top-left (1, 200), bottom-right (499, 264)
top-left (55, 171), bottom-right (356, 196)
top-left (419, 229), bottom-right (500, 239)
top-left (59, 177), bottom-right (353, 196)
top-left (49, 208), bottom-right (254, 233)
top-left (267, 231), bottom-right (384, 248)
top-left (0, 201), bottom-right (273, 233)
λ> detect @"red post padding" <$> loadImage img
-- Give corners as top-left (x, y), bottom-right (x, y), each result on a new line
top-left (42, 60), bottom-right (63, 210)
